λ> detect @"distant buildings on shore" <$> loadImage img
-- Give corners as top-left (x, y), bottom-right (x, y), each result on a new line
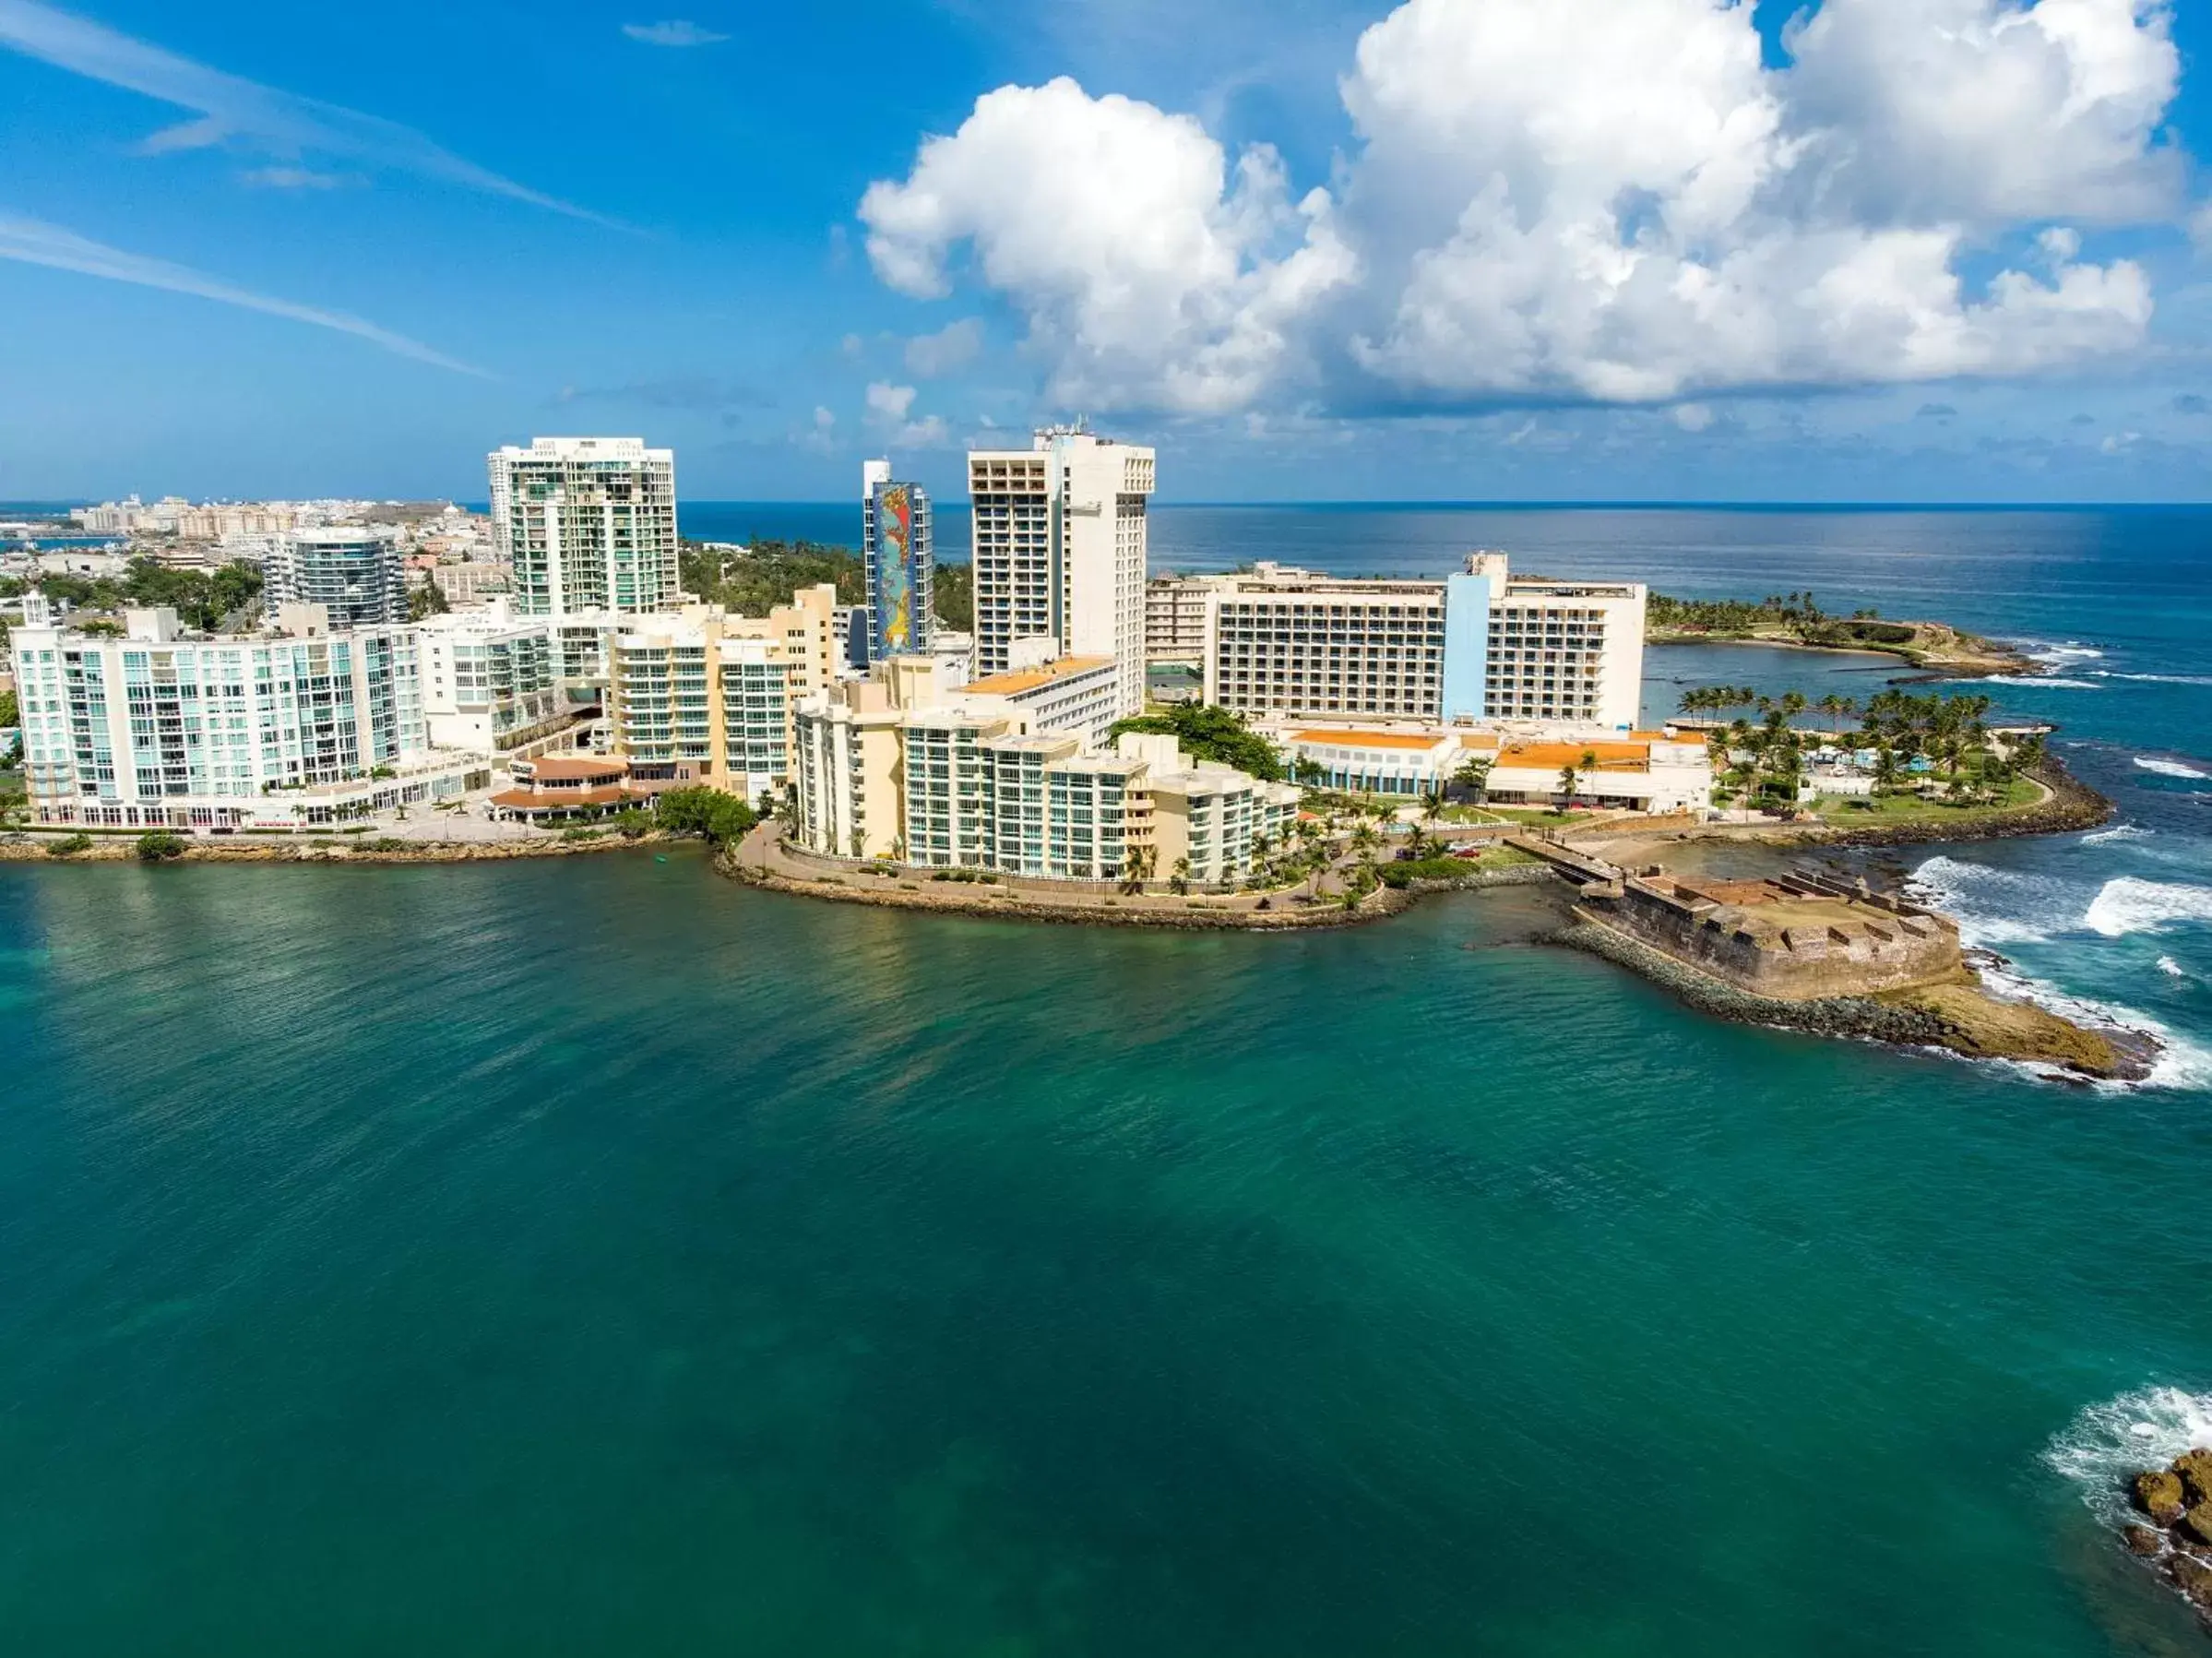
top-left (9, 427), bottom-right (1703, 853)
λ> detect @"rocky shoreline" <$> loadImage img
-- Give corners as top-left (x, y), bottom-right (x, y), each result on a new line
top-left (1552, 915), bottom-right (2155, 1081)
top-left (723, 857), bottom-right (1403, 929)
top-left (1647, 620), bottom-right (2040, 678)
top-left (0, 830), bottom-right (680, 865)
top-left (2123, 1449), bottom-right (2212, 1628)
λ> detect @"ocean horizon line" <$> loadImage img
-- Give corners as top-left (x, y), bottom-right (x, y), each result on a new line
top-left (10, 497), bottom-right (2212, 516)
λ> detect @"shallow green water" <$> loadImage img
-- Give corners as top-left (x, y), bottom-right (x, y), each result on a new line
top-left (3, 854), bottom-right (2207, 1655)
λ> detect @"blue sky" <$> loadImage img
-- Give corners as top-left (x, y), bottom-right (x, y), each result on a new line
top-left (1, 0), bottom-right (2207, 504)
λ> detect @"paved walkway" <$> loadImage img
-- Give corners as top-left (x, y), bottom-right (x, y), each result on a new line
top-left (731, 822), bottom-right (1362, 921)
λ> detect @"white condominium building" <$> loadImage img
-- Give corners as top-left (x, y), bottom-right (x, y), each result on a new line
top-left (7, 606), bottom-right (476, 829)
top-left (416, 604), bottom-right (624, 755)
top-left (969, 424), bottom-right (1155, 719)
top-left (1160, 554), bottom-right (1646, 731)
top-left (266, 528), bottom-right (408, 628)
top-left (488, 436), bottom-right (679, 616)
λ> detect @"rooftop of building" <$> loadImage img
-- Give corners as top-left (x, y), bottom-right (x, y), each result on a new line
top-left (1289, 728), bottom-right (1457, 751)
top-left (1493, 740), bottom-right (1661, 772)
top-left (514, 756), bottom-right (630, 782)
top-left (964, 655), bottom-right (1114, 696)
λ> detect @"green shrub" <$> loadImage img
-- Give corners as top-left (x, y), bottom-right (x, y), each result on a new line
top-left (363, 837), bottom-right (408, 853)
top-left (135, 830), bottom-right (187, 862)
top-left (46, 832), bottom-right (93, 857)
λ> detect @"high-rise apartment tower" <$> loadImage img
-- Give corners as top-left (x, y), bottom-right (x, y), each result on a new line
top-left (487, 436), bottom-right (679, 616)
top-left (861, 459), bottom-right (933, 664)
top-left (967, 424), bottom-right (1154, 719)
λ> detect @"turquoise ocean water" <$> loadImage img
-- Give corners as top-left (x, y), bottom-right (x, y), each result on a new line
top-left (4, 507), bottom-right (2209, 1653)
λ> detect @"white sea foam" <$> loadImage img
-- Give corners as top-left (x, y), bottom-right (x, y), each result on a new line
top-left (2081, 825), bottom-right (2151, 846)
top-left (1970, 958), bottom-right (2212, 1094)
top-left (2046, 1387), bottom-right (2212, 1530)
top-left (2100, 672), bottom-right (2212, 687)
top-left (1907, 856), bottom-right (2072, 947)
top-left (2028, 643), bottom-right (2107, 664)
top-left (2158, 956), bottom-right (2187, 980)
top-left (1990, 675), bottom-right (2099, 689)
top-left (2135, 757), bottom-right (2212, 781)
top-left (2083, 877), bottom-right (2212, 939)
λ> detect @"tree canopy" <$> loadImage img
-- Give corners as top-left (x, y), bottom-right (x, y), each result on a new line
top-left (33, 557), bottom-right (263, 631)
top-left (1108, 703), bottom-right (1284, 781)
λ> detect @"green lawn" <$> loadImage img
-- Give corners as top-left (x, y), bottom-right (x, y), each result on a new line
top-left (1812, 778), bottom-right (2041, 825)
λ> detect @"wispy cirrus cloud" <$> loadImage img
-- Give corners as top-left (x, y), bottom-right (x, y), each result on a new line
top-left (0, 0), bottom-right (610, 223)
top-left (0, 210), bottom-right (486, 375)
top-left (238, 165), bottom-right (348, 190)
top-left (622, 19), bottom-right (729, 47)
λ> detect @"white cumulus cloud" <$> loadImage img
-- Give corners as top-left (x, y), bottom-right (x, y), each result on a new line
top-left (859, 76), bottom-right (1356, 413)
top-left (858, 0), bottom-right (2188, 414)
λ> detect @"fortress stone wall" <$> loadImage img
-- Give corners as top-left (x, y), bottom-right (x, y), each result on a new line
top-left (1576, 868), bottom-right (1962, 1001)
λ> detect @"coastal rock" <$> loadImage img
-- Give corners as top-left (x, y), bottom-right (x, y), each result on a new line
top-left (2123, 1523), bottom-right (2166, 1557)
top-left (2134, 1470), bottom-right (2188, 1525)
top-left (2177, 1448), bottom-right (2212, 1507)
top-left (2171, 1554), bottom-right (2212, 1611)
top-left (2180, 1503), bottom-right (2212, 1551)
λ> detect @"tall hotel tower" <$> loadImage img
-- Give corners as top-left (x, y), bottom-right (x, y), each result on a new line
top-left (486, 436), bottom-right (679, 615)
top-left (861, 459), bottom-right (934, 663)
top-left (967, 423), bottom-right (1155, 719)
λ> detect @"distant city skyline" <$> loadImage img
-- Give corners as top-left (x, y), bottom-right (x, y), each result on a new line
top-left (2, 0), bottom-right (2210, 503)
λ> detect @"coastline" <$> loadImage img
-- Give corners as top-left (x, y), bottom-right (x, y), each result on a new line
top-left (1646, 622), bottom-right (2040, 678)
top-left (0, 830), bottom-right (684, 865)
top-left (1551, 913), bottom-right (2156, 1081)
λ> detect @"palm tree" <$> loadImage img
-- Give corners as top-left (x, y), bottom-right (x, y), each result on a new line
top-left (1556, 761), bottom-right (1579, 808)
top-left (1454, 755), bottom-right (1493, 804)
top-left (1120, 844), bottom-right (1155, 893)
top-left (1169, 854), bottom-right (1193, 896)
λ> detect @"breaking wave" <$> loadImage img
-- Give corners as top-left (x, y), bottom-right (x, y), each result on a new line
top-left (1992, 675), bottom-right (2099, 689)
top-left (2135, 757), bottom-right (2212, 781)
top-left (2098, 672), bottom-right (2212, 687)
top-left (2084, 877), bottom-right (2212, 940)
top-left (2159, 957), bottom-right (2188, 980)
top-left (1907, 856), bottom-right (2070, 947)
top-left (2081, 825), bottom-right (2152, 846)
top-left (2046, 1387), bottom-right (2212, 1530)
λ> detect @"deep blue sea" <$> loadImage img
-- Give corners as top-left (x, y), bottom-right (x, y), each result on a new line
top-left (4, 505), bottom-right (2209, 1653)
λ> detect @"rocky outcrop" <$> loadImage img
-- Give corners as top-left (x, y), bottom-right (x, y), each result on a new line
top-left (2138, 1470), bottom-right (2190, 1526)
top-left (2114, 1452), bottom-right (2212, 1628)
top-left (2176, 1555), bottom-right (2212, 1613)
top-left (2185, 1506), bottom-right (2212, 1552)
top-left (1552, 916), bottom-right (2155, 1081)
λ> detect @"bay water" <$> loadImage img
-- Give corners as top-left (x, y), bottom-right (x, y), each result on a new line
top-left (4, 506), bottom-right (2208, 1653)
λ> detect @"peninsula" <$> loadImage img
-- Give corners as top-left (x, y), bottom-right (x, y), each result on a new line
top-left (1647, 590), bottom-right (2040, 676)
